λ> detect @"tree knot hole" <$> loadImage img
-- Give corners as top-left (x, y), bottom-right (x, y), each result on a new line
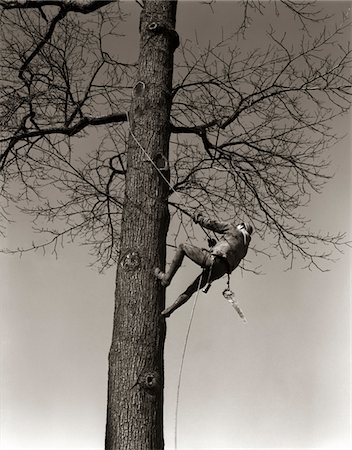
top-left (138, 371), bottom-right (161, 395)
top-left (121, 250), bottom-right (141, 272)
top-left (133, 81), bottom-right (145, 98)
top-left (155, 153), bottom-right (168, 171)
top-left (148, 22), bottom-right (160, 32)
top-left (147, 22), bottom-right (179, 51)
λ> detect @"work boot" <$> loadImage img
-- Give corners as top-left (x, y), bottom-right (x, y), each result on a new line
top-left (154, 268), bottom-right (170, 287)
top-left (161, 293), bottom-right (189, 318)
top-left (161, 306), bottom-right (173, 318)
top-left (154, 246), bottom-right (185, 287)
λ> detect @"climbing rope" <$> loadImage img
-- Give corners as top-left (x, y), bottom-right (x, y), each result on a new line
top-left (174, 274), bottom-right (203, 450)
top-left (125, 110), bottom-right (182, 201)
top-left (125, 110), bottom-right (215, 240)
top-left (174, 276), bottom-right (247, 449)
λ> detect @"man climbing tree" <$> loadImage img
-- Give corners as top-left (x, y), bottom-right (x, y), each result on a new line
top-left (0, 1), bottom-right (350, 449)
top-left (155, 214), bottom-right (253, 317)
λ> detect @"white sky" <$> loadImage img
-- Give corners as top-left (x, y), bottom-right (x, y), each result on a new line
top-left (1, 1), bottom-right (351, 449)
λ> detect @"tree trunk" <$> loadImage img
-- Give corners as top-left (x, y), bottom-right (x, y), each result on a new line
top-left (105, 1), bottom-right (178, 449)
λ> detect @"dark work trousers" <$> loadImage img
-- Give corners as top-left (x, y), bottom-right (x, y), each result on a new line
top-left (162, 243), bottom-right (229, 317)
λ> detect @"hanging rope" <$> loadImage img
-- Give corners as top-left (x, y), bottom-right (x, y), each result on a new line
top-left (174, 274), bottom-right (203, 450)
top-left (125, 110), bottom-right (182, 200)
top-left (125, 109), bottom-right (216, 242)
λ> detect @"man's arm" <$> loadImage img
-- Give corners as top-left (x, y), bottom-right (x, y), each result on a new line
top-left (193, 213), bottom-right (230, 234)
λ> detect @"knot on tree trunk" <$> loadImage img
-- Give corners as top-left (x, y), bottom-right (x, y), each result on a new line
top-left (154, 153), bottom-right (169, 171)
top-left (120, 250), bottom-right (141, 272)
top-left (133, 81), bottom-right (146, 98)
top-left (138, 370), bottom-right (162, 395)
top-left (147, 22), bottom-right (179, 52)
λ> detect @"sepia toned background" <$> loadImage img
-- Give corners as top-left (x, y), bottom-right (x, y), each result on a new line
top-left (1, 1), bottom-right (351, 449)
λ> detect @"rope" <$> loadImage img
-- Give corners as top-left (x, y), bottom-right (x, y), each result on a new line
top-left (174, 274), bottom-right (203, 450)
top-left (125, 110), bottom-right (215, 242)
top-left (125, 110), bottom-right (182, 201)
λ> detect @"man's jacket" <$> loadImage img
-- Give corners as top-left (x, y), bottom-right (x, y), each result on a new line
top-left (196, 215), bottom-right (251, 272)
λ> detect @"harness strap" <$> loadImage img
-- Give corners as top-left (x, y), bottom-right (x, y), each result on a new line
top-left (202, 255), bottom-right (214, 293)
top-left (227, 272), bottom-right (231, 290)
top-left (202, 254), bottom-right (231, 294)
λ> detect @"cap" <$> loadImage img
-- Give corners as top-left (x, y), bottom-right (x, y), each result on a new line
top-left (243, 222), bottom-right (253, 235)
top-left (237, 222), bottom-right (254, 235)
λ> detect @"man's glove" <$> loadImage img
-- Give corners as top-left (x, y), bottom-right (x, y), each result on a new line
top-left (193, 212), bottom-right (204, 224)
top-left (207, 238), bottom-right (217, 248)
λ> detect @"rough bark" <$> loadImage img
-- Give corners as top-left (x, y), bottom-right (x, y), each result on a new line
top-left (105, 1), bottom-right (178, 449)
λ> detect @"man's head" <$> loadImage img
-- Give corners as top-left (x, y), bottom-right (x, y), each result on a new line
top-left (237, 222), bottom-right (253, 235)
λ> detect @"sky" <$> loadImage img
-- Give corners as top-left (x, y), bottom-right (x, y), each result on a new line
top-left (1, 1), bottom-right (351, 450)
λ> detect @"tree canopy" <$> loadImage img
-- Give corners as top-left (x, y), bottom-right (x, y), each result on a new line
top-left (0, 0), bottom-right (351, 270)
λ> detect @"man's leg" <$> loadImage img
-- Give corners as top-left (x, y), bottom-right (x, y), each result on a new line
top-left (161, 271), bottom-right (209, 317)
top-left (161, 257), bottom-right (229, 317)
top-left (155, 243), bottom-right (208, 287)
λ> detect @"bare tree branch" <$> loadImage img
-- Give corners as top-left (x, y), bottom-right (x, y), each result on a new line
top-left (0, 0), bottom-right (350, 271)
top-left (0, 0), bottom-right (113, 13)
